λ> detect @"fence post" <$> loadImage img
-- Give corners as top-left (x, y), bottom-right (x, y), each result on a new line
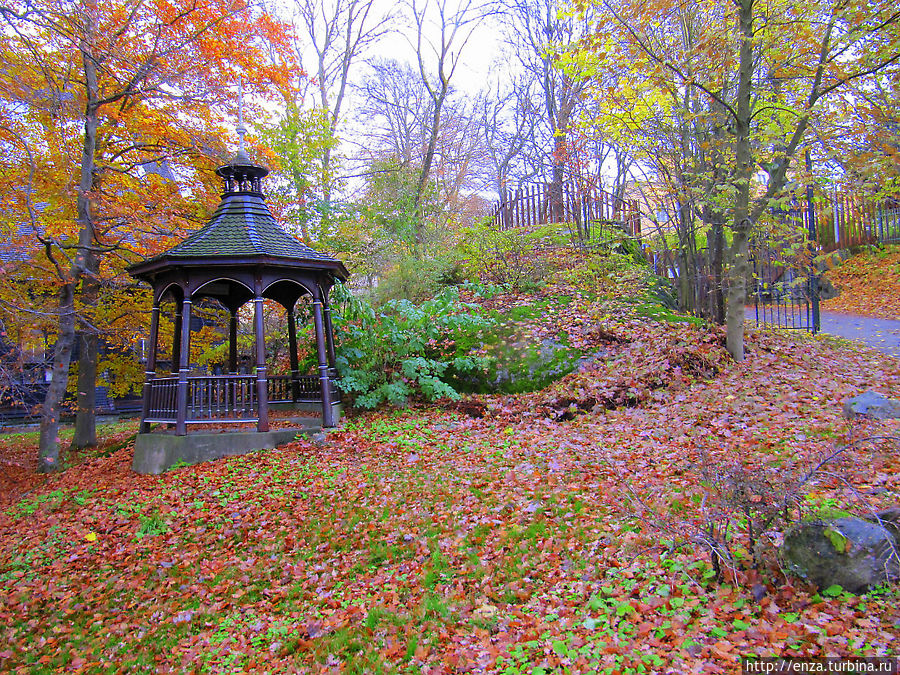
top-left (806, 183), bottom-right (821, 334)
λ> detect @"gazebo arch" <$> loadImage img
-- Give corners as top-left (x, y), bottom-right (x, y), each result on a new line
top-left (127, 148), bottom-right (349, 473)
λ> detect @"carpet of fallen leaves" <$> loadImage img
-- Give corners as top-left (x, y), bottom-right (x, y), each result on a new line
top-left (1, 291), bottom-right (899, 673)
top-left (822, 246), bottom-right (900, 319)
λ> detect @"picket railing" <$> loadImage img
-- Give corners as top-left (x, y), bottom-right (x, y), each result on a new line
top-left (144, 373), bottom-right (339, 424)
top-left (490, 181), bottom-right (641, 240)
top-left (761, 194), bottom-right (900, 252)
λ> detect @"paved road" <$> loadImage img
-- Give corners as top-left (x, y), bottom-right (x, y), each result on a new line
top-left (819, 311), bottom-right (900, 358)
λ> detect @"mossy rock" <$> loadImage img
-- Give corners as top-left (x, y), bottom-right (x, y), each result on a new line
top-left (780, 518), bottom-right (899, 594)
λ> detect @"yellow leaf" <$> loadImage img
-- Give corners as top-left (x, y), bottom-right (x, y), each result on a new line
top-left (84, 532), bottom-right (97, 542)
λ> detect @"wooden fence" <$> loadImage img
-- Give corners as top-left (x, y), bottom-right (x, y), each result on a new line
top-left (490, 181), bottom-right (641, 240)
top-left (762, 193), bottom-right (900, 252)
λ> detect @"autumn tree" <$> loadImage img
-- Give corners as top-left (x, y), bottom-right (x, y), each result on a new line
top-left (0, 0), bottom-right (296, 470)
top-left (565, 0), bottom-right (900, 359)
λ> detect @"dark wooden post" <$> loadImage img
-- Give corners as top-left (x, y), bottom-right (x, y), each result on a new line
top-left (139, 301), bottom-right (161, 433)
top-left (174, 295), bottom-right (192, 436)
top-left (171, 303), bottom-right (183, 375)
top-left (323, 294), bottom-right (337, 369)
top-left (287, 301), bottom-right (300, 402)
top-left (228, 310), bottom-right (238, 374)
top-left (312, 293), bottom-right (334, 427)
top-left (254, 294), bottom-right (269, 432)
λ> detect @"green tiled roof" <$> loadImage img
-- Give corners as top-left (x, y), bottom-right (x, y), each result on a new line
top-left (164, 193), bottom-right (338, 263)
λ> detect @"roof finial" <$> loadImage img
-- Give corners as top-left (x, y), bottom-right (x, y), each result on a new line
top-left (236, 75), bottom-right (248, 157)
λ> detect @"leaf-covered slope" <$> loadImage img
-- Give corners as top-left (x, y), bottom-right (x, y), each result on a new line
top-left (822, 246), bottom-right (900, 319)
top-left (1, 317), bottom-right (898, 672)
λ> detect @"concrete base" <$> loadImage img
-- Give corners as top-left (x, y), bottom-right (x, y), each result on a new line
top-left (133, 423), bottom-right (321, 474)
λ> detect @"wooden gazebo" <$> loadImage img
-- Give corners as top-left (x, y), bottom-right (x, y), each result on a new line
top-left (128, 148), bottom-right (349, 445)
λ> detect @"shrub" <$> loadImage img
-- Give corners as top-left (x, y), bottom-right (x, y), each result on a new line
top-left (373, 253), bottom-right (461, 304)
top-left (331, 285), bottom-right (495, 409)
top-left (456, 220), bottom-right (563, 288)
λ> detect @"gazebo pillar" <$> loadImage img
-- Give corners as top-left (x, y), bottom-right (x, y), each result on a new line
top-left (228, 310), bottom-right (238, 374)
top-left (312, 292), bottom-right (335, 427)
top-left (174, 295), bottom-right (192, 436)
top-left (286, 302), bottom-right (300, 401)
top-left (171, 302), bottom-right (183, 375)
top-left (254, 294), bottom-right (269, 432)
top-left (323, 295), bottom-right (337, 369)
top-left (139, 301), bottom-right (160, 433)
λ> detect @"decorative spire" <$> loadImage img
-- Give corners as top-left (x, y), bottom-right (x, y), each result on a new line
top-left (216, 75), bottom-right (268, 195)
top-left (236, 76), bottom-right (248, 159)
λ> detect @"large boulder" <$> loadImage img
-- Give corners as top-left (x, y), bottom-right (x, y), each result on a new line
top-left (865, 507), bottom-right (900, 546)
top-left (842, 391), bottom-right (900, 420)
top-left (780, 517), bottom-right (899, 593)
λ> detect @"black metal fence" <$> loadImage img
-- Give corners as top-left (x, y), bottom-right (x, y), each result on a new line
top-left (750, 230), bottom-right (820, 333)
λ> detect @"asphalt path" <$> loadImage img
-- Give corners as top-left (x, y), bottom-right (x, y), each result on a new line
top-left (819, 311), bottom-right (900, 358)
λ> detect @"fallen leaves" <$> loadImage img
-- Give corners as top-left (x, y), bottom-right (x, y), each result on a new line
top-left (822, 246), bottom-right (900, 319)
top-left (1, 298), bottom-right (899, 672)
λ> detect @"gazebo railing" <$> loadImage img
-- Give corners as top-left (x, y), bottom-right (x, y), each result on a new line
top-left (268, 374), bottom-right (340, 403)
top-left (145, 376), bottom-right (180, 421)
top-left (144, 373), bottom-right (339, 424)
top-left (145, 375), bottom-right (256, 424)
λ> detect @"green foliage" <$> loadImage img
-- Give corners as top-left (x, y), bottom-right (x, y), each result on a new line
top-left (361, 157), bottom-right (437, 246)
top-left (136, 512), bottom-right (169, 538)
top-left (372, 253), bottom-right (459, 304)
top-left (258, 106), bottom-right (339, 242)
top-left (456, 220), bottom-right (563, 289)
top-left (6, 490), bottom-right (68, 519)
top-left (331, 285), bottom-right (495, 409)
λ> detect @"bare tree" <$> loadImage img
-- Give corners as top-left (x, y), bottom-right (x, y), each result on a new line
top-left (360, 58), bottom-right (488, 230)
top-left (407, 0), bottom-right (491, 247)
top-left (290, 0), bottom-right (391, 201)
top-left (477, 78), bottom-right (539, 206)
top-left (499, 0), bottom-right (592, 210)
top-left (361, 58), bottom-right (434, 166)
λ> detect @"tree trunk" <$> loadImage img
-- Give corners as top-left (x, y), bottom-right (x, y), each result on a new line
top-left (73, 329), bottom-right (98, 449)
top-left (725, 0), bottom-right (756, 362)
top-left (711, 221), bottom-right (726, 325)
top-left (39, 24), bottom-right (100, 469)
top-left (549, 133), bottom-right (567, 222)
top-left (413, 88), bottom-right (446, 250)
top-left (73, 250), bottom-right (99, 449)
top-left (38, 281), bottom-right (76, 472)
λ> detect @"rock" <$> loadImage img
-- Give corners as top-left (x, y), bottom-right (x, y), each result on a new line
top-left (842, 391), bottom-right (900, 420)
top-left (864, 507), bottom-right (900, 546)
top-left (816, 276), bottom-right (840, 301)
top-left (309, 431), bottom-right (330, 447)
top-left (780, 518), bottom-right (899, 593)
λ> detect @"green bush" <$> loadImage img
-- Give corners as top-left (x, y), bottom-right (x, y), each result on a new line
top-left (331, 285), bottom-right (495, 409)
top-left (373, 253), bottom-right (462, 304)
top-left (456, 220), bottom-right (562, 288)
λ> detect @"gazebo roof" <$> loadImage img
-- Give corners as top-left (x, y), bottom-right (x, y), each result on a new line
top-left (162, 193), bottom-right (337, 263)
top-left (128, 152), bottom-right (349, 282)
